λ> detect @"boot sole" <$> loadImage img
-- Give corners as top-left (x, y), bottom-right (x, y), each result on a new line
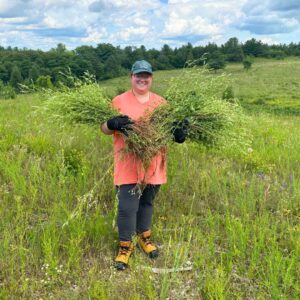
top-left (114, 261), bottom-right (128, 270)
top-left (149, 249), bottom-right (159, 259)
top-left (137, 243), bottom-right (159, 259)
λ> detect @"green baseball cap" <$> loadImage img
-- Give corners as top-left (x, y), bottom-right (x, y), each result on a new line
top-left (131, 60), bottom-right (153, 75)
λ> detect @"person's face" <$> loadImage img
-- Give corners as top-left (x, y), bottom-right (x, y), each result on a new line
top-left (131, 72), bottom-right (153, 94)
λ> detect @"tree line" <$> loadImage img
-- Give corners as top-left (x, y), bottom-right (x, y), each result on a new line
top-left (1, 37), bottom-right (300, 95)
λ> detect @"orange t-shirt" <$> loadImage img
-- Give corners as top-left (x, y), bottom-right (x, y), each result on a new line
top-left (112, 90), bottom-right (167, 185)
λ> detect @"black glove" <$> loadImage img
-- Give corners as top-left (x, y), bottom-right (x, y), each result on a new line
top-left (172, 118), bottom-right (189, 143)
top-left (107, 115), bottom-right (134, 135)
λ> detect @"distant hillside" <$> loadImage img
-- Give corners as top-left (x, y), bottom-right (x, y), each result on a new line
top-left (1, 38), bottom-right (300, 90)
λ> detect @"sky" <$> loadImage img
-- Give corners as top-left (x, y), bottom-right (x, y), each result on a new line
top-left (0, 0), bottom-right (300, 50)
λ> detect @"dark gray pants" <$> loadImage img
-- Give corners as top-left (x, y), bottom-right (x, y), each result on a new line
top-left (116, 184), bottom-right (160, 241)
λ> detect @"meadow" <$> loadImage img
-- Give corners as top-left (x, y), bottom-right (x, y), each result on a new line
top-left (0, 58), bottom-right (299, 299)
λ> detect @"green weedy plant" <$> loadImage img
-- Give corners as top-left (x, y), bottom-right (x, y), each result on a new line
top-left (222, 86), bottom-right (235, 102)
top-left (39, 74), bottom-right (118, 126)
top-left (243, 57), bottom-right (253, 71)
top-left (0, 80), bottom-right (16, 99)
top-left (173, 68), bottom-right (246, 145)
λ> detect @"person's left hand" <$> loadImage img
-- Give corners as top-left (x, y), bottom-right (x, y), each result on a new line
top-left (172, 118), bottom-right (189, 143)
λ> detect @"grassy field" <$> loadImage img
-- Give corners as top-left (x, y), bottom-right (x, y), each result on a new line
top-left (0, 59), bottom-right (300, 299)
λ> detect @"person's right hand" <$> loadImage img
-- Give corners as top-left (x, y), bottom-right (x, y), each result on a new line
top-left (107, 115), bottom-right (134, 135)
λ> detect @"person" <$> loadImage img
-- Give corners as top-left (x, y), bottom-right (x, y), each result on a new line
top-left (101, 60), bottom-right (188, 270)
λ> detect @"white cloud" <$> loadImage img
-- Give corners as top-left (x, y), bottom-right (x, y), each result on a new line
top-left (117, 26), bottom-right (150, 41)
top-left (81, 27), bottom-right (107, 43)
top-left (260, 37), bottom-right (279, 45)
top-left (42, 16), bottom-right (59, 28)
top-left (162, 0), bottom-right (247, 40)
top-left (0, 0), bottom-right (299, 50)
top-left (164, 11), bottom-right (188, 35)
top-left (132, 14), bottom-right (150, 27)
top-left (237, 0), bottom-right (300, 35)
top-left (0, 17), bottom-right (28, 24)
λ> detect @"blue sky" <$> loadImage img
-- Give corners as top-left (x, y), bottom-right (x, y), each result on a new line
top-left (0, 0), bottom-right (299, 50)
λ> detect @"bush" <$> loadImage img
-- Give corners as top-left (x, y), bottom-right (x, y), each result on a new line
top-left (208, 58), bottom-right (226, 72)
top-left (267, 50), bottom-right (286, 60)
top-left (0, 80), bottom-right (16, 99)
top-left (208, 51), bottom-right (226, 72)
top-left (222, 86), bottom-right (235, 102)
top-left (36, 75), bottom-right (54, 89)
top-left (243, 57), bottom-right (253, 70)
top-left (63, 148), bottom-right (86, 176)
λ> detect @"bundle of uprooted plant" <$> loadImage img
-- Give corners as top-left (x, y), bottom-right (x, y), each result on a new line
top-left (39, 68), bottom-right (250, 170)
top-left (39, 77), bottom-right (118, 126)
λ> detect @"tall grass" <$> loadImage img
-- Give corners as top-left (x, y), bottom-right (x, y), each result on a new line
top-left (1, 60), bottom-right (300, 298)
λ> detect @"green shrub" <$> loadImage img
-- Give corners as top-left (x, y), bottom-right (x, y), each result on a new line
top-left (0, 81), bottom-right (16, 99)
top-left (63, 148), bottom-right (86, 176)
top-left (36, 75), bottom-right (54, 89)
top-left (208, 51), bottom-right (226, 72)
top-left (243, 57), bottom-right (253, 70)
top-left (222, 86), bottom-right (235, 102)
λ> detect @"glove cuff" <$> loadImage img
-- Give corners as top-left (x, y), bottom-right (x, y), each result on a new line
top-left (107, 119), bottom-right (116, 130)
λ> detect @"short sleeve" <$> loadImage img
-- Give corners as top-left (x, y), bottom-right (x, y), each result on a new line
top-left (160, 97), bottom-right (167, 105)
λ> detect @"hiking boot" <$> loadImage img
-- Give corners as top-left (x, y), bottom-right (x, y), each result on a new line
top-left (114, 241), bottom-right (134, 270)
top-left (137, 230), bottom-right (159, 259)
